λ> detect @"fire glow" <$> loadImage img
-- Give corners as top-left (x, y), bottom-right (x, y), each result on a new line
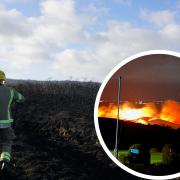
top-left (98, 100), bottom-right (180, 126)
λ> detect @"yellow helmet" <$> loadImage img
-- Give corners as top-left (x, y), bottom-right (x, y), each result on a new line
top-left (0, 70), bottom-right (6, 81)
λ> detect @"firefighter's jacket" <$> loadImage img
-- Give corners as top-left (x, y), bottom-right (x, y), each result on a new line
top-left (0, 85), bottom-right (25, 128)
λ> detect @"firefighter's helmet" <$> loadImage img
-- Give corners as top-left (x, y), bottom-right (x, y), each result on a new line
top-left (0, 70), bottom-right (6, 81)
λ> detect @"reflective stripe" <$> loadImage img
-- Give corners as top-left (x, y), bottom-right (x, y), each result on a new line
top-left (7, 89), bottom-right (14, 120)
top-left (0, 152), bottom-right (11, 161)
top-left (0, 119), bottom-right (13, 124)
top-left (18, 93), bottom-right (22, 100)
top-left (17, 93), bottom-right (24, 102)
top-left (0, 124), bottom-right (11, 128)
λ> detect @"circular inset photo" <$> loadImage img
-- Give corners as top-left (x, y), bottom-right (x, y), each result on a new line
top-left (94, 50), bottom-right (180, 180)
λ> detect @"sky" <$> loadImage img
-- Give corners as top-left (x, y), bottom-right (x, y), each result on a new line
top-left (101, 54), bottom-right (180, 101)
top-left (1, 0), bottom-right (180, 81)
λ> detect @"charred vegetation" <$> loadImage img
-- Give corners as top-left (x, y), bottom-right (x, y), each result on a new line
top-left (0, 80), bottom-right (139, 180)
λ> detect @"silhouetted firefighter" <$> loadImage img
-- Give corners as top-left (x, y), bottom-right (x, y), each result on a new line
top-left (0, 70), bottom-right (25, 171)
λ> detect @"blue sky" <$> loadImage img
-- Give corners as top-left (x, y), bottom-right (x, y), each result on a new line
top-left (0, 0), bottom-right (180, 81)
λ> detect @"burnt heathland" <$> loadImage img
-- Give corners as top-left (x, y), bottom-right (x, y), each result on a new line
top-left (0, 80), bottom-right (139, 180)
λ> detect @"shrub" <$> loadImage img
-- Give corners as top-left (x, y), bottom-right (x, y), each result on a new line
top-left (162, 144), bottom-right (179, 165)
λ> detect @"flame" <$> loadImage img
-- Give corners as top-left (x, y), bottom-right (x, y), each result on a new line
top-left (98, 102), bottom-right (157, 120)
top-left (136, 119), bottom-right (148, 125)
top-left (98, 100), bottom-right (180, 125)
top-left (120, 102), bottom-right (157, 120)
top-left (160, 100), bottom-right (180, 123)
top-left (121, 109), bottom-right (142, 120)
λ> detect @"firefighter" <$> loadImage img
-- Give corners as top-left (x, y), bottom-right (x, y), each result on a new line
top-left (0, 70), bottom-right (25, 170)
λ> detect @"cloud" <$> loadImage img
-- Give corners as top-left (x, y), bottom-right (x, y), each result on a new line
top-left (140, 9), bottom-right (176, 26)
top-left (52, 49), bottom-right (100, 81)
top-left (51, 18), bottom-right (180, 81)
top-left (0, 0), bottom-right (180, 81)
top-left (0, 7), bottom-right (33, 37)
top-left (161, 24), bottom-right (180, 42)
top-left (0, 0), bottom-right (87, 73)
top-left (40, 0), bottom-right (75, 20)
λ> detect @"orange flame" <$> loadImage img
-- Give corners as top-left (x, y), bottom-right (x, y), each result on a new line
top-left (98, 100), bottom-right (180, 125)
top-left (160, 100), bottom-right (180, 123)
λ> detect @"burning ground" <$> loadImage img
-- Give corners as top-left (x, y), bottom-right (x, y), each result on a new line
top-left (98, 100), bottom-right (180, 129)
top-left (0, 80), bottom-right (140, 180)
top-left (98, 101), bottom-right (180, 175)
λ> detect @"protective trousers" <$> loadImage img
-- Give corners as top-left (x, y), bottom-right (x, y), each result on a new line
top-left (0, 128), bottom-right (15, 162)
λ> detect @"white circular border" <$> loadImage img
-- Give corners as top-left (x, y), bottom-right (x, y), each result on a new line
top-left (94, 50), bottom-right (180, 180)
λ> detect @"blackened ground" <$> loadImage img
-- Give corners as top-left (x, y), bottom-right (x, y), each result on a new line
top-left (1, 80), bottom-right (140, 180)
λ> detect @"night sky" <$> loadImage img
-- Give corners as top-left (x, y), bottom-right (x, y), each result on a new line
top-left (101, 54), bottom-right (180, 102)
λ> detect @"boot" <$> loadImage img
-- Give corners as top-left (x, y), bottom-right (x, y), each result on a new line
top-left (0, 160), bottom-right (9, 171)
top-left (0, 160), bottom-right (15, 178)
